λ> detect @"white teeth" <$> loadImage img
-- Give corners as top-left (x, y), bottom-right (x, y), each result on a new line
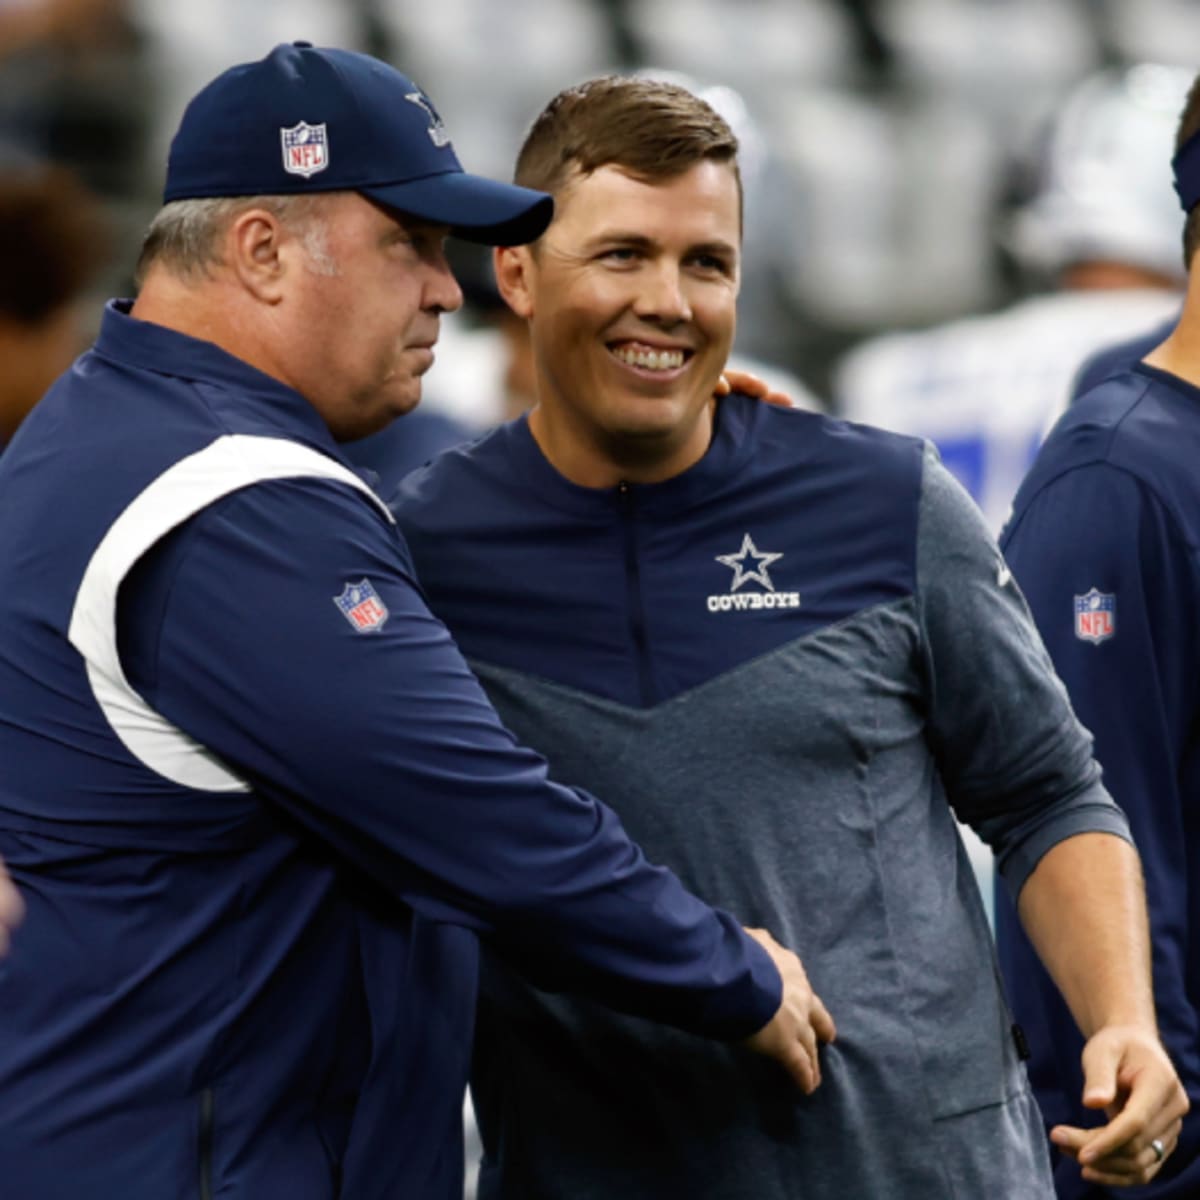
top-left (612, 345), bottom-right (685, 371)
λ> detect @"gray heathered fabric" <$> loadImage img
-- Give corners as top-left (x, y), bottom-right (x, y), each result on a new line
top-left (470, 448), bottom-right (1129, 1200)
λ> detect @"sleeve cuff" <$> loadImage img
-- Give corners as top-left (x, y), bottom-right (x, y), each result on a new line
top-left (997, 791), bottom-right (1134, 901)
top-left (699, 928), bottom-right (783, 1041)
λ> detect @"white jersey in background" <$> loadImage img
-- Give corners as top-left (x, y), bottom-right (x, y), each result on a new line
top-left (834, 286), bottom-right (1180, 533)
top-left (836, 62), bottom-right (1192, 536)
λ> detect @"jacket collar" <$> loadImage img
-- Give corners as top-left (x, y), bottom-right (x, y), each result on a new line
top-left (499, 394), bottom-right (763, 518)
top-left (93, 299), bottom-right (343, 456)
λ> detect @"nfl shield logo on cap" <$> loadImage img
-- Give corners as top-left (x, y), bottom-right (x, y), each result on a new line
top-left (280, 121), bottom-right (329, 178)
top-left (1074, 587), bottom-right (1116, 644)
top-left (334, 579), bottom-right (389, 633)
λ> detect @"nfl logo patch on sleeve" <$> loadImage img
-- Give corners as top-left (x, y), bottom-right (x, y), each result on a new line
top-left (334, 579), bottom-right (389, 632)
top-left (1074, 587), bottom-right (1116, 644)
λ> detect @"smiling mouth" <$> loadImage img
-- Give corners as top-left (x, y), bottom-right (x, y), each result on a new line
top-left (608, 341), bottom-right (691, 373)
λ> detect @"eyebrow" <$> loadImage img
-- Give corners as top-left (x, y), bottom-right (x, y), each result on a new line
top-left (583, 232), bottom-right (738, 258)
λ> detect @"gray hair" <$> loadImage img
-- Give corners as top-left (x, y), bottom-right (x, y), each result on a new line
top-left (135, 193), bottom-right (338, 284)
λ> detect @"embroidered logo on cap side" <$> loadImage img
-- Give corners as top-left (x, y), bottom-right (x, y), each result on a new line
top-left (1074, 587), bottom-right (1116, 644)
top-left (404, 91), bottom-right (451, 148)
top-left (707, 533), bottom-right (800, 614)
top-left (334, 579), bottom-right (389, 633)
top-left (281, 121), bottom-right (330, 178)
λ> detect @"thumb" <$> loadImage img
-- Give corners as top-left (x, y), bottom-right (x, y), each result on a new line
top-left (1080, 1036), bottom-right (1121, 1110)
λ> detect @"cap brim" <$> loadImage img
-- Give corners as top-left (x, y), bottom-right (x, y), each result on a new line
top-left (362, 171), bottom-right (553, 245)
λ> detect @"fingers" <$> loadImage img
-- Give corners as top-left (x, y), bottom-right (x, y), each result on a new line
top-left (741, 1005), bottom-right (820, 1094)
top-left (742, 927), bottom-right (835, 1095)
top-left (0, 859), bottom-right (23, 957)
top-left (1067, 1107), bottom-right (1145, 1164)
top-left (1073, 1041), bottom-right (1188, 1164)
top-left (792, 1008), bottom-right (820, 1093)
top-left (1064, 1113), bottom-right (1184, 1178)
top-left (809, 991), bottom-right (837, 1046)
top-left (778, 969), bottom-right (831, 1094)
top-left (777, 1035), bottom-right (817, 1094)
top-left (1059, 1118), bottom-right (1182, 1188)
top-left (1052, 1027), bottom-right (1190, 1187)
top-left (712, 368), bottom-right (797, 406)
top-left (1082, 1118), bottom-right (1180, 1170)
top-left (1080, 1033), bottom-right (1121, 1110)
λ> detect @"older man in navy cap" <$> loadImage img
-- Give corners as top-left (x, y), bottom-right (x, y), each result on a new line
top-left (0, 43), bottom-right (833, 1200)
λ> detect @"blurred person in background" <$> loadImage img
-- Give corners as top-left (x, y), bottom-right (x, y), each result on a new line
top-left (0, 0), bottom-right (149, 201)
top-left (0, 0), bottom-right (118, 57)
top-left (995, 66), bottom-right (1200, 1200)
top-left (0, 160), bottom-right (108, 449)
top-left (835, 63), bottom-right (1189, 535)
top-left (394, 74), bottom-right (1186, 1199)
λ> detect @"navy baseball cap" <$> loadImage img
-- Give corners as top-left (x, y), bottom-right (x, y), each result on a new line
top-left (163, 42), bottom-right (553, 245)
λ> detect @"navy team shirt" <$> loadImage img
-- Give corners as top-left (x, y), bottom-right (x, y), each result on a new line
top-left (997, 361), bottom-right (1200, 1198)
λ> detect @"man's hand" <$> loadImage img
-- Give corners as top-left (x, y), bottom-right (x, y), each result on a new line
top-left (716, 369), bottom-right (794, 408)
top-left (741, 927), bottom-right (835, 1094)
top-left (1050, 1024), bottom-right (1189, 1188)
top-left (0, 856), bottom-right (23, 956)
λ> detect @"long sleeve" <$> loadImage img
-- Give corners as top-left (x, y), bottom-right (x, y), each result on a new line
top-left (115, 476), bottom-right (780, 1039)
top-left (913, 446), bottom-right (1129, 895)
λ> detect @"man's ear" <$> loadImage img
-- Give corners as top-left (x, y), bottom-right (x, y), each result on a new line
top-left (494, 244), bottom-right (535, 320)
top-left (227, 208), bottom-right (291, 304)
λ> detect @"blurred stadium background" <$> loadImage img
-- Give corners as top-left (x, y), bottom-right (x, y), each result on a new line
top-left (2, 0), bottom-right (1195, 403)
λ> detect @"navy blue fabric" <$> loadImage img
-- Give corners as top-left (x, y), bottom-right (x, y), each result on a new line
top-left (996, 364), bottom-right (1200, 1198)
top-left (1068, 319), bottom-right (1174, 401)
top-left (164, 43), bottom-right (552, 245)
top-left (344, 407), bottom-right (470, 500)
top-left (0, 301), bottom-right (779, 1199)
top-left (395, 400), bottom-right (923, 708)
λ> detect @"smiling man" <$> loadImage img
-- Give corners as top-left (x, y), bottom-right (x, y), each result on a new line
top-left (511, 153), bottom-right (739, 485)
top-left (393, 76), bottom-right (1188, 1198)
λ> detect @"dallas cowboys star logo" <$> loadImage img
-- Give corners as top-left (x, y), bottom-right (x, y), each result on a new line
top-left (715, 533), bottom-right (783, 592)
top-left (405, 90), bottom-right (451, 147)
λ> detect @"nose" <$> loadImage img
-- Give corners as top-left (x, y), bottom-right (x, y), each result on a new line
top-left (426, 252), bottom-right (464, 316)
top-left (633, 262), bottom-right (691, 325)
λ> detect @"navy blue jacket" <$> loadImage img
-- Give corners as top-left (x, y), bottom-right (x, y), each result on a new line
top-left (997, 362), bottom-right (1200, 1198)
top-left (0, 302), bottom-right (780, 1199)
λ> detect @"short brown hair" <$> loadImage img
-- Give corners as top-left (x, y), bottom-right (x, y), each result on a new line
top-left (1177, 73), bottom-right (1200, 268)
top-left (0, 166), bottom-right (107, 324)
top-left (514, 76), bottom-right (741, 222)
